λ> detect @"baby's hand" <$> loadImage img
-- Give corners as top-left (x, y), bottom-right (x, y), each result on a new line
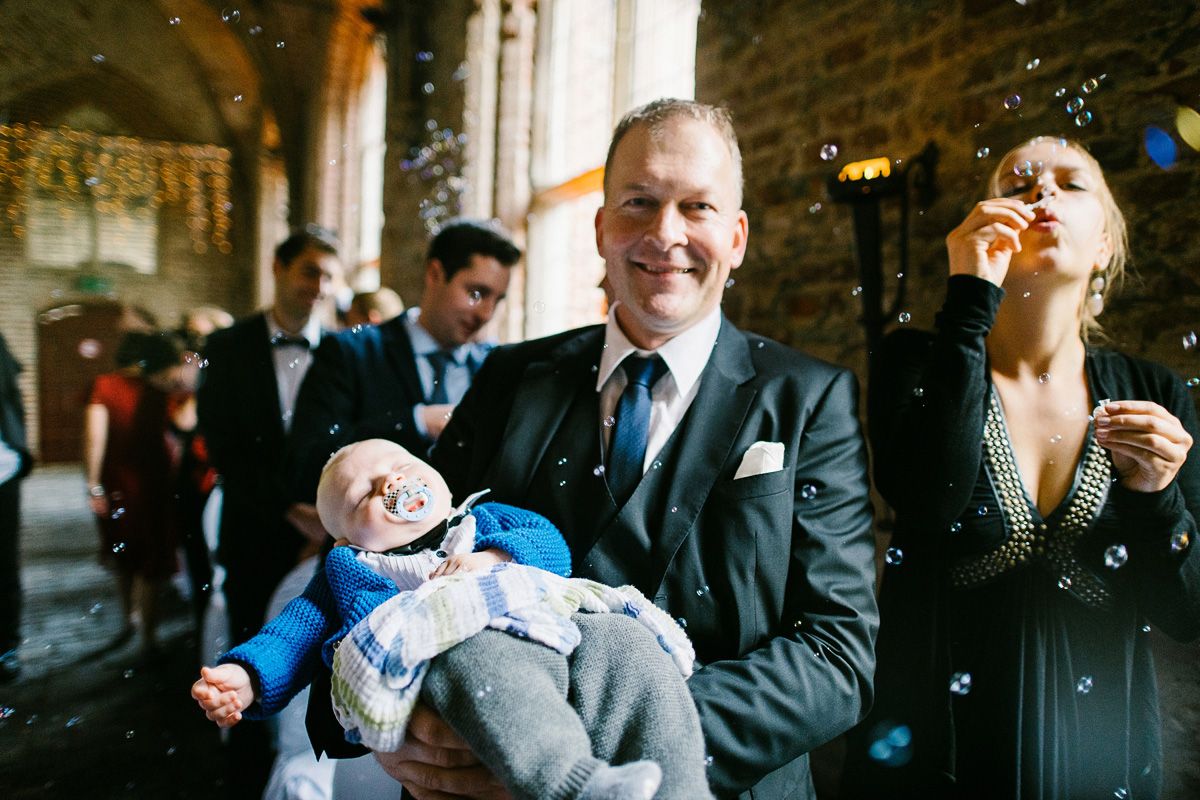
top-left (429, 548), bottom-right (511, 579)
top-left (191, 664), bottom-right (255, 728)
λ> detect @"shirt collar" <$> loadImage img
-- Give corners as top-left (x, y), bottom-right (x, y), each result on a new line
top-left (404, 307), bottom-right (469, 365)
top-left (595, 303), bottom-right (721, 396)
top-left (266, 311), bottom-right (321, 348)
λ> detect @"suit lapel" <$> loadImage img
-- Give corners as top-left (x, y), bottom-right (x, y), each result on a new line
top-left (378, 318), bottom-right (425, 403)
top-left (246, 313), bottom-right (285, 441)
top-left (488, 328), bottom-right (605, 501)
top-left (584, 319), bottom-right (759, 596)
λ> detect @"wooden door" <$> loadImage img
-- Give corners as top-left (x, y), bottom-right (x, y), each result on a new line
top-left (36, 301), bottom-right (127, 463)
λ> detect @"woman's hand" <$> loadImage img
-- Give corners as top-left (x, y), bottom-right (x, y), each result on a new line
top-left (945, 197), bottom-right (1036, 286)
top-left (1094, 400), bottom-right (1193, 492)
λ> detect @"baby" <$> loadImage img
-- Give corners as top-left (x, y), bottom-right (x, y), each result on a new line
top-left (192, 438), bottom-right (712, 800)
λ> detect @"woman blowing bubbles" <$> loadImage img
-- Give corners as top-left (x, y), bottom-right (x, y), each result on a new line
top-left (843, 137), bottom-right (1200, 799)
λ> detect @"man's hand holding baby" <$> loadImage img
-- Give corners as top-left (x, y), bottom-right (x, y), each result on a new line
top-left (429, 547), bottom-right (510, 579)
top-left (191, 664), bottom-right (255, 728)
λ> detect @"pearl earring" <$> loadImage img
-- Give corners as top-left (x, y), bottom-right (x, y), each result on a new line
top-left (1087, 273), bottom-right (1106, 316)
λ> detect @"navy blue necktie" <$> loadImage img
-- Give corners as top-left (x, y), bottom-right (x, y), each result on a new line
top-left (607, 355), bottom-right (668, 505)
top-left (426, 351), bottom-right (453, 404)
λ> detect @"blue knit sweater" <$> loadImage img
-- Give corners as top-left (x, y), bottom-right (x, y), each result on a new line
top-left (221, 501), bottom-right (571, 718)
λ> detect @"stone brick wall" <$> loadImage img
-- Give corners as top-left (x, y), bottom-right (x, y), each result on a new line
top-left (697, 0), bottom-right (1200, 388)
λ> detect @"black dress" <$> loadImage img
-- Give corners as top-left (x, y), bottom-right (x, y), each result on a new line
top-left (843, 275), bottom-right (1200, 799)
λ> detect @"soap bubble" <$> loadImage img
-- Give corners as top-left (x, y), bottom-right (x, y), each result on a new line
top-left (1182, 331), bottom-right (1196, 350)
top-left (1074, 111), bottom-right (1093, 127)
top-left (1081, 77), bottom-right (1100, 94)
top-left (1076, 675), bottom-right (1093, 694)
top-left (221, 8), bottom-right (240, 24)
top-left (1025, 58), bottom-right (1040, 70)
top-left (819, 144), bottom-right (838, 161)
top-left (1170, 531), bottom-right (1190, 553)
top-left (976, 147), bottom-right (990, 158)
top-left (168, 16), bottom-right (181, 26)
top-left (866, 721), bottom-right (913, 766)
top-left (1003, 94), bottom-right (1022, 110)
top-left (950, 672), bottom-right (972, 695)
top-left (1104, 544), bottom-right (1128, 569)
top-left (1013, 160), bottom-right (1042, 178)
top-left (898, 312), bottom-right (911, 323)
top-left (885, 547), bottom-right (904, 566)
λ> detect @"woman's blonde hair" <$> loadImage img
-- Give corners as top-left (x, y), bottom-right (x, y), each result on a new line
top-left (987, 136), bottom-right (1129, 342)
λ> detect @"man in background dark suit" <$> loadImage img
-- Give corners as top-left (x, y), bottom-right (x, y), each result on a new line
top-left (197, 224), bottom-right (341, 799)
top-left (333, 100), bottom-right (878, 800)
top-left (0, 330), bottom-right (32, 684)
top-left (285, 219), bottom-right (520, 506)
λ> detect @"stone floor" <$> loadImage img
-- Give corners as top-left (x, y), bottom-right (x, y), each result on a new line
top-left (1, 465), bottom-right (1199, 798)
top-left (0, 465), bottom-right (224, 799)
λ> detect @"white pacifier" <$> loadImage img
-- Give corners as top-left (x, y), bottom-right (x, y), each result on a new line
top-left (384, 479), bottom-right (436, 521)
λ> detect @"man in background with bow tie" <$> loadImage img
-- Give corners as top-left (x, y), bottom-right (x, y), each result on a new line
top-left (284, 219), bottom-right (520, 511)
top-left (313, 100), bottom-right (879, 800)
top-left (196, 224), bottom-right (342, 799)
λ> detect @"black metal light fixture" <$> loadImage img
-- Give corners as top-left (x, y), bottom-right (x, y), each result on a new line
top-left (827, 143), bottom-right (939, 364)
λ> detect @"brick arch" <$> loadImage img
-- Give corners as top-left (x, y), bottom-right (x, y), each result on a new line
top-left (4, 69), bottom-right (187, 141)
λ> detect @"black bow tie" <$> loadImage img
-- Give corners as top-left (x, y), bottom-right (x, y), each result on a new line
top-left (270, 333), bottom-right (312, 349)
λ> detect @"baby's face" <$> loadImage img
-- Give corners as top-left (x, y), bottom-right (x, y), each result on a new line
top-left (318, 439), bottom-right (452, 551)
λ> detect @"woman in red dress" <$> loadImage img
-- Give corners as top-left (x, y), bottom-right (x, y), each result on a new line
top-left (84, 332), bottom-right (191, 657)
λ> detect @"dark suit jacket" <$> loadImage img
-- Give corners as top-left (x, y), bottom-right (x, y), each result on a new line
top-left (0, 332), bottom-right (31, 481)
top-left (197, 313), bottom-right (310, 578)
top-left (285, 314), bottom-right (490, 504)
top-left (429, 318), bottom-right (879, 799)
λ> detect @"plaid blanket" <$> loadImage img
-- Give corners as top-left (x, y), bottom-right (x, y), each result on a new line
top-left (330, 561), bottom-right (694, 752)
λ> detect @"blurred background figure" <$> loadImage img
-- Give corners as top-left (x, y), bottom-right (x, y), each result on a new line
top-left (342, 287), bottom-right (404, 329)
top-left (83, 330), bottom-right (193, 661)
top-left (174, 306), bottom-right (233, 641)
top-left (0, 329), bottom-right (32, 683)
top-left (181, 306), bottom-right (236, 353)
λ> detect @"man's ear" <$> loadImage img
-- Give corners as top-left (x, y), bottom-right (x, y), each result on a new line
top-left (594, 207), bottom-right (605, 255)
top-left (425, 258), bottom-right (446, 287)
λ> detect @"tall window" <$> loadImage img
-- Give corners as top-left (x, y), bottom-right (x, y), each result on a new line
top-left (525, 0), bottom-right (699, 339)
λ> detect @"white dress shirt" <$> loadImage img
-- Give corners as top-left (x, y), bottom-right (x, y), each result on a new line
top-left (267, 313), bottom-right (322, 433)
top-left (596, 303), bottom-right (722, 474)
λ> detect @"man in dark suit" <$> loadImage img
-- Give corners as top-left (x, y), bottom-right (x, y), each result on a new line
top-left (285, 219), bottom-right (520, 506)
top-left (317, 100), bottom-right (878, 799)
top-left (197, 225), bottom-right (341, 798)
top-left (0, 330), bottom-right (32, 684)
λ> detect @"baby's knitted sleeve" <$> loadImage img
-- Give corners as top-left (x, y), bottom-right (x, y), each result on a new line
top-left (220, 568), bottom-right (338, 718)
top-left (471, 502), bottom-right (572, 577)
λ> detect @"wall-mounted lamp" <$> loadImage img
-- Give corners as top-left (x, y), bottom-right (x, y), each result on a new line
top-left (828, 143), bottom-right (938, 363)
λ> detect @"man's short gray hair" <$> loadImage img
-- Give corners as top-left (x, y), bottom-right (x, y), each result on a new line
top-left (603, 98), bottom-right (744, 207)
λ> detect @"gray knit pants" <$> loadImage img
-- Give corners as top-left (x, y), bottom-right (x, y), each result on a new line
top-left (420, 612), bottom-right (713, 800)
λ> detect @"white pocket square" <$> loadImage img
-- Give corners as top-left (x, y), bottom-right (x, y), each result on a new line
top-left (734, 441), bottom-right (785, 480)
